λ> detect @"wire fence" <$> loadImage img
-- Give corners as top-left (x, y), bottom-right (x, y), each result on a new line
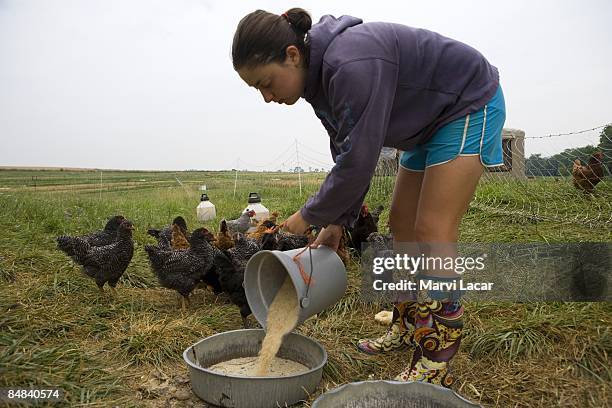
top-left (1, 125), bottom-right (610, 228)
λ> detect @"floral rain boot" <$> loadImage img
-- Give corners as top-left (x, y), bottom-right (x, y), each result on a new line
top-left (394, 294), bottom-right (464, 387)
top-left (357, 301), bottom-right (416, 354)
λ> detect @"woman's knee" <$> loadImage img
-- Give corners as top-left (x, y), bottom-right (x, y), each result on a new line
top-left (414, 216), bottom-right (458, 242)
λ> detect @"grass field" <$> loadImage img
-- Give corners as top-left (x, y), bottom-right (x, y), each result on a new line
top-left (0, 168), bottom-right (610, 407)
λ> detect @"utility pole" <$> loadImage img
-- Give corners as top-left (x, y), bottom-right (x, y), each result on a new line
top-left (233, 158), bottom-right (239, 199)
top-left (295, 139), bottom-right (302, 196)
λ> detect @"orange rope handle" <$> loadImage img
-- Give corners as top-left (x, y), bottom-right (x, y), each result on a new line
top-left (292, 247), bottom-right (315, 286)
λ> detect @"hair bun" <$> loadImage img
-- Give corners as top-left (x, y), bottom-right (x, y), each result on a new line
top-left (285, 8), bottom-right (312, 33)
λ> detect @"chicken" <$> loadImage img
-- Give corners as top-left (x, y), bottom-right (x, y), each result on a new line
top-left (215, 220), bottom-right (235, 251)
top-left (573, 152), bottom-right (605, 194)
top-left (145, 228), bottom-right (218, 311)
top-left (347, 205), bottom-right (378, 255)
top-left (224, 210), bottom-right (256, 234)
top-left (226, 233), bottom-right (261, 272)
top-left (147, 216), bottom-right (189, 249)
top-left (336, 231), bottom-right (350, 266)
top-left (71, 219), bottom-right (135, 294)
top-left (370, 205), bottom-right (385, 228)
top-left (214, 250), bottom-right (252, 328)
top-left (216, 233), bottom-right (261, 327)
top-left (247, 219), bottom-right (277, 242)
top-left (268, 211), bottom-right (279, 224)
top-left (259, 227), bottom-right (280, 250)
top-left (171, 224), bottom-right (190, 250)
top-left (57, 215), bottom-right (125, 261)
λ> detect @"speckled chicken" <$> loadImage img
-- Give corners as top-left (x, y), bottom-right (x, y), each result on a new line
top-left (71, 219), bottom-right (135, 294)
top-left (225, 210), bottom-right (256, 234)
top-left (276, 228), bottom-right (311, 251)
top-left (226, 233), bottom-right (261, 272)
top-left (145, 228), bottom-right (218, 311)
top-left (57, 215), bottom-right (125, 261)
top-left (147, 216), bottom-right (189, 249)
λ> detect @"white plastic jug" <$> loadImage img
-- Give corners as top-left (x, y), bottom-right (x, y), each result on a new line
top-left (244, 246), bottom-right (347, 329)
top-left (243, 192), bottom-right (269, 223)
top-left (196, 193), bottom-right (216, 222)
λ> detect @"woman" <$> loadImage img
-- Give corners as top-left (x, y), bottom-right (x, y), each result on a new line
top-left (232, 8), bottom-right (505, 386)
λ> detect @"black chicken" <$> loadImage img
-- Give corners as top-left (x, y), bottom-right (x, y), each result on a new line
top-left (370, 205), bottom-right (385, 228)
top-left (147, 216), bottom-right (189, 249)
top-left (71, 219), bottom-right (135, 294)
top-left (145, 228), bottom-right (218, 311)
top-left (57, 215), bottom-right (125, 261)
top-left (214, 250), bottom-right (252, 328)
top-left (347, 205), bottom-right (378, 255)
top-left (214, 233), bottom-right (261, 327)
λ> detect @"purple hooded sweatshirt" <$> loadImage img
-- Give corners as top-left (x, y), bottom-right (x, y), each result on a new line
top-left (299, 15), bottom-right (499, 227)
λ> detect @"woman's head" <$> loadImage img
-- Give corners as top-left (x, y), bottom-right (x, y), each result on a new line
top-left (232, 8), bottom-right (312, 105)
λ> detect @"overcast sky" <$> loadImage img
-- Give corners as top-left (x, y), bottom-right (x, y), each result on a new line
top-left (1, 0), bottom-right (610, 171)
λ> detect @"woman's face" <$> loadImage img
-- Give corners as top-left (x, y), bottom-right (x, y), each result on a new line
top-left (237, 46), bottom-right (306, 105)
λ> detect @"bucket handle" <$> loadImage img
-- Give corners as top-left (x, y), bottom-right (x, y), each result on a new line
top-left (292, 247), bottom-right (315, 308)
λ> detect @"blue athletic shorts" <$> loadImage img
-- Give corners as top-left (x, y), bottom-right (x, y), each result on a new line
top-left (400, 85), bottom-right (506, 171)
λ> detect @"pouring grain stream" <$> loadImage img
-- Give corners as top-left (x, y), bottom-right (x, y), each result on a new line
top-left (254, 276), bottom-right (300, 376)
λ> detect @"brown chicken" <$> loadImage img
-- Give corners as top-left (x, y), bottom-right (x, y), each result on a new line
top-left (171, 224), bottom-right (190, 249)
top-left (268, 211), bottom-right (279, 224)
top-left (247, 219), bottom-right (277, 242)
top-left (573, 152), bottom-right (605, 194)
top-left (215, 220), bottom-right (234, 251)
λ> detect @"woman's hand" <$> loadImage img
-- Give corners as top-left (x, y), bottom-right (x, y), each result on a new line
top-left (283, 210), bottom-right (310, 235)
top-left (310, 224), bottom-right (343, 251)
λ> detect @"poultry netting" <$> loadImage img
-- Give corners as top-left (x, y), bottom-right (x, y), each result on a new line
top-left (231, 125), bottom-right (612, 230)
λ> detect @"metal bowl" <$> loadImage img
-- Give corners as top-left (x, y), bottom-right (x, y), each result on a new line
top-left (312, 380), bottom-right (481, 408)
top-left (183, 329), bottom-right (327, 408)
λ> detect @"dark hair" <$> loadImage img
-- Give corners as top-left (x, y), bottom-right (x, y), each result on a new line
top-left (232, 8), bottom-right (312, 70)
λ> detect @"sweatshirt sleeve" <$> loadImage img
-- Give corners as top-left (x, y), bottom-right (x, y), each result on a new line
top-left (300, 58), bottom-right (398, 227)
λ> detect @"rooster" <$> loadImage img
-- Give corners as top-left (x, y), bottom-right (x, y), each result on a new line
top-left (57, 215), bottom-right (125, 261)
top-left (145, 228), bottom-right (219, 311)
top-left (224, 210), bottom-right (256, 234)
top-left (71, 219), bottom-right (135, 294)
top-left (573, 152), bottom-right (605, 194)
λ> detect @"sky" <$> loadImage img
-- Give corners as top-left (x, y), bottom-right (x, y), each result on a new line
top-left (0, 0), bottom-right (611, 171)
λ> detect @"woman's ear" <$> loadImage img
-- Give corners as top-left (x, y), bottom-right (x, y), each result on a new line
top-left (285, 45), bottom-right (302, 66)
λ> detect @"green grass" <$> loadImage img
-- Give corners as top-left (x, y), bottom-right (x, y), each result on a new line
top-left (0, 169), bottom-right (610, 407)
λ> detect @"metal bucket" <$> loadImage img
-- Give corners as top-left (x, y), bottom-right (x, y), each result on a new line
top-left (183, 329), bottom-right (327, 408)
top-left (312, 380), bottom-right (481, 408)
top-left (244, 246), bottom-right (347, 329)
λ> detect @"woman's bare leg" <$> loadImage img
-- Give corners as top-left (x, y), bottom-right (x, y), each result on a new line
top-left (395, 155), bottom-right (484, 386)
top-left (357, 167), bottom-right (423, 354)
